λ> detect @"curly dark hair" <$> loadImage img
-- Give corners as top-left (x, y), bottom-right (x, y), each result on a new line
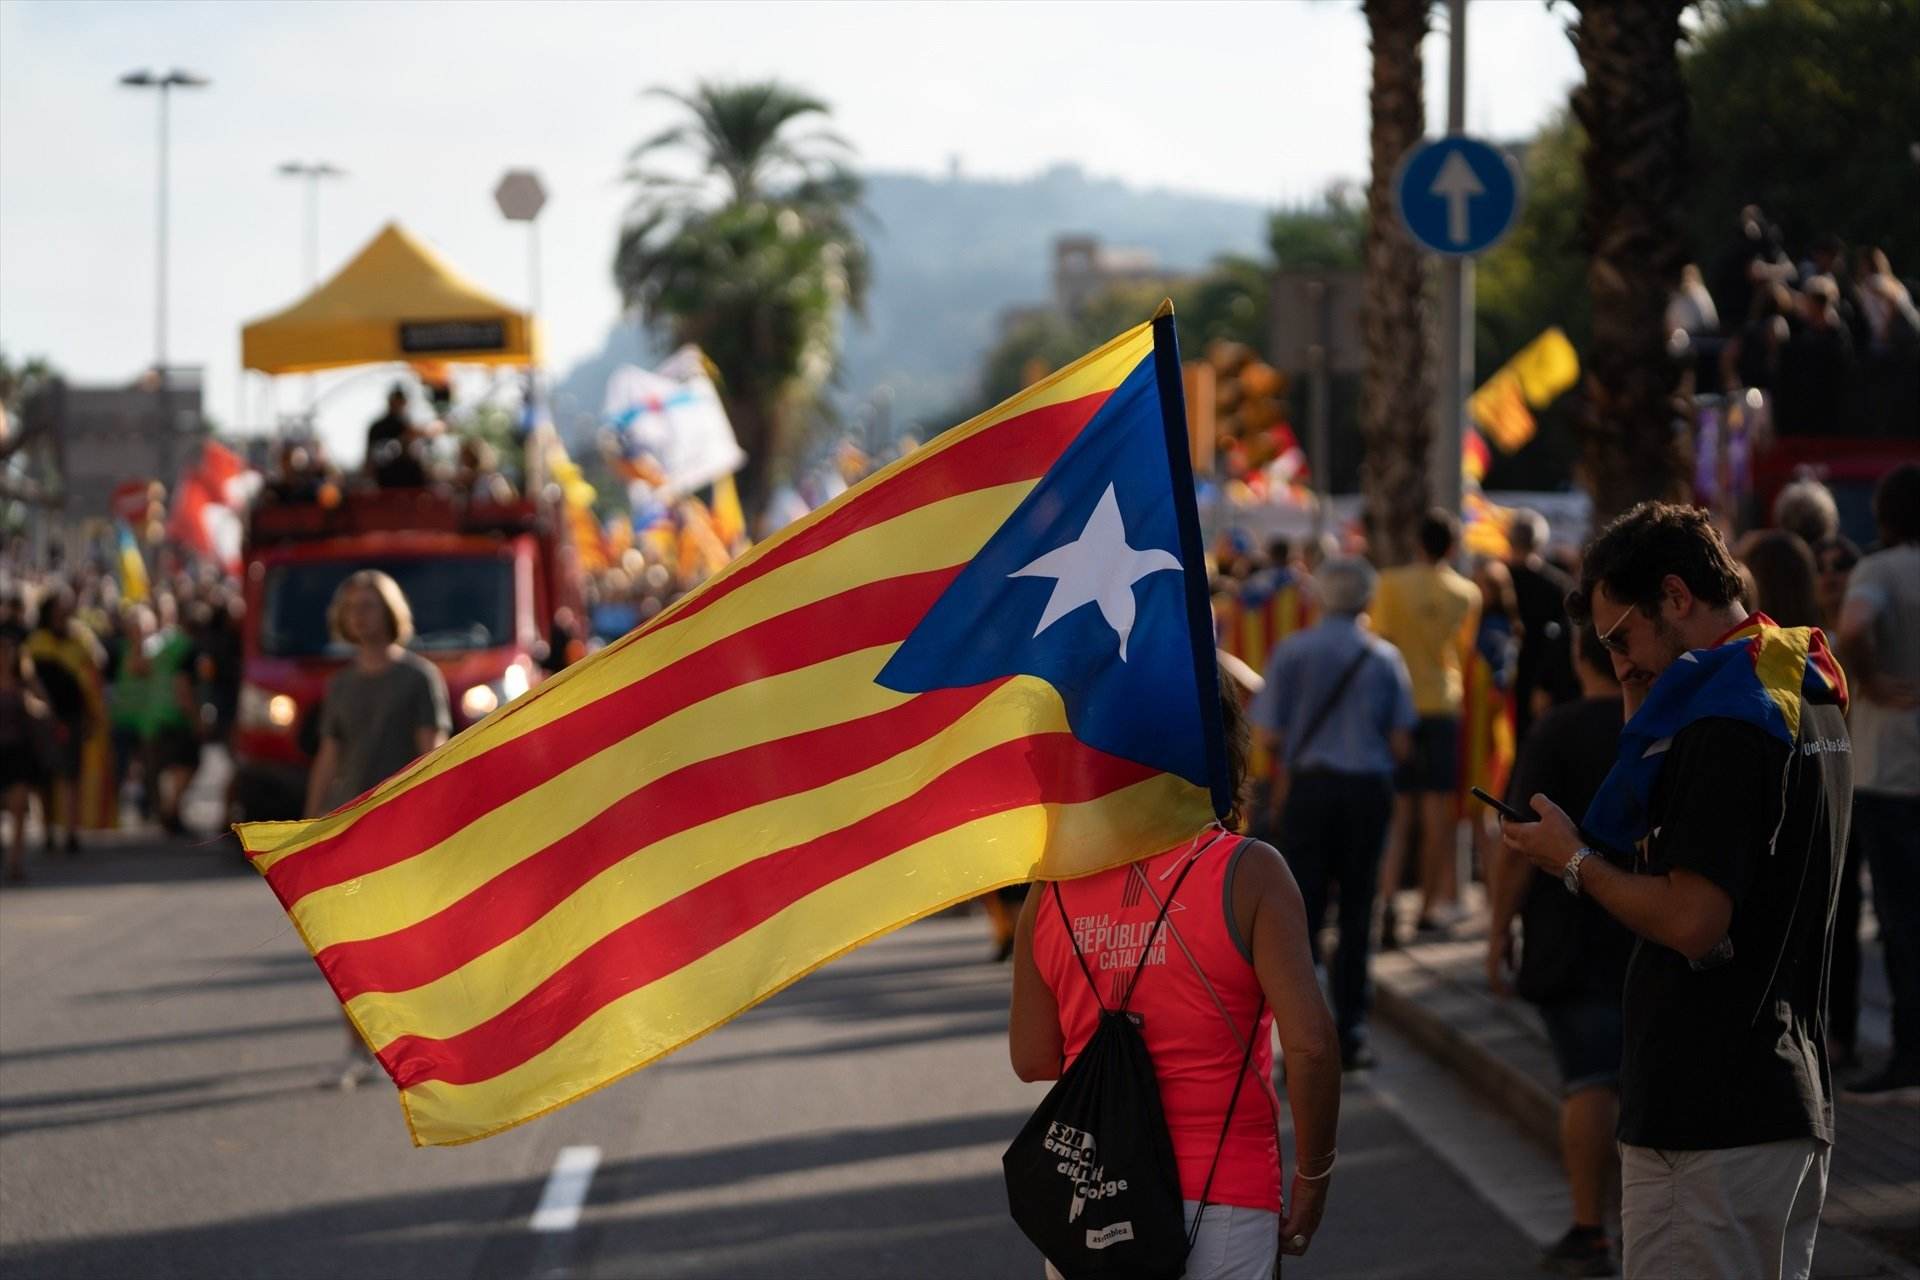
top-left (1567, 502), bottom-right (1746, 626)
top-left (1874, 463), bottom-right (1920, 546)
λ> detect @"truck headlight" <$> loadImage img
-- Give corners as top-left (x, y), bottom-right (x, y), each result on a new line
top-left (461, 684), bottom-right (499, 720)
top-left (239, 682), bottom-right (298, 730)
top-left (460, 666), bottom-right (530, 723)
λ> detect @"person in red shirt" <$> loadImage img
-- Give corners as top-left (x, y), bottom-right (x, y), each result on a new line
top-left (1008, 681), bottom-right (1342, 1275)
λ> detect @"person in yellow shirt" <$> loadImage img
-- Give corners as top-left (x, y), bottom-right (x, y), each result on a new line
top-left (1371, 510), bottom-right (1482, 941)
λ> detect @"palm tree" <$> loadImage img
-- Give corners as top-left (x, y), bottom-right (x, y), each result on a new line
top-left (614, 82), bottom-right (871, 517)
top-left (1570, 0), bottom-right (1692, 523)
top-left (1359, 0), bottom-right (1436, 566)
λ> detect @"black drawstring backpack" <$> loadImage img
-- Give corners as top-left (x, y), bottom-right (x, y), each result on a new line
top-left (1003, 843), bottom-right (1262, 1280)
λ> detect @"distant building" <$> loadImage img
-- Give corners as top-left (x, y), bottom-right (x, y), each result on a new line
top-left (1051, 234), bottom-right (1188, 315)
top-left (996, 235), bottom-right (1195, 339)
top-left (53, 368), bottom-right (206, 525)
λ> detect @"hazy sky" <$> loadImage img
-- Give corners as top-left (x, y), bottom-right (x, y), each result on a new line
top-left (0, 0), bottom-right (1581, 463)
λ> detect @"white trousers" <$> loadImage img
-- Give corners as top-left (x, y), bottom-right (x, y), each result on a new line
top-left (1043, 1201), bottom-right (1280, 1280)
top-left (1619, 1138), bottom-right (1829, 1280)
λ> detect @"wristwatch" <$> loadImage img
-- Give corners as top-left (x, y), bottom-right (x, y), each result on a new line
top-left (1563, 847), bottom-right (1597, 896)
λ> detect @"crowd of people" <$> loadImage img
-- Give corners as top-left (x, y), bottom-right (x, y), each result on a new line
top-left (1675, 208), bottom-right (1920, 437)
top-left (1141, 463), bottom-right (1919, 1277)
top-left (0, 557), bottom-right (245, 878)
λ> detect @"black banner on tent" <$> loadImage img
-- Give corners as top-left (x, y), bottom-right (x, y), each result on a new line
top-left (399, 319), bottom-right (507, 354)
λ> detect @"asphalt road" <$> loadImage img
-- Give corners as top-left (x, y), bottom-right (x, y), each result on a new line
top-left (1, 832), bottom-right (1540, 1280)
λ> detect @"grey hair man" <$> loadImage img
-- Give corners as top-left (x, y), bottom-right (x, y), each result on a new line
top-left (1248, 555), bottom-right (1416, 1069)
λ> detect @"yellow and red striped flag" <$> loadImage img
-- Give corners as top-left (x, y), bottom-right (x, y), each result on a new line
top-left (236, 310), bottom-right (1231, 1145)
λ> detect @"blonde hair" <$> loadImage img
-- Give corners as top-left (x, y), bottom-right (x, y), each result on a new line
top-left (327, 570), bottom-right (414, 647)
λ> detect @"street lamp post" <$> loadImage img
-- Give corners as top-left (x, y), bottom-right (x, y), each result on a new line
top-left (277, 161), bottom-right (347, 287)
top-left (493, 170), bottom-right (549, 475)
top-left (119, 70), bottom-right (209, 387)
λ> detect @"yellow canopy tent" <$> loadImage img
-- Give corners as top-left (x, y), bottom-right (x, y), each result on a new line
top-left (241, 222), bottom-right (540, 374)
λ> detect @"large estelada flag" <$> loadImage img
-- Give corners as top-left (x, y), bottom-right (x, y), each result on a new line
top-left (235, 309), bottom-right (1231, 1146)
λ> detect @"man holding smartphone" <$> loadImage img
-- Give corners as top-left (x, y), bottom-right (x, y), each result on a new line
top-left (1502, 503), bottom-right (1851, 1280)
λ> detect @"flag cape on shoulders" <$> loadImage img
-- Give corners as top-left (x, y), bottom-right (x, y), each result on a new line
top-left (1582, 614), bottom-right (1847, 854)
top-left (235, 311), bottom-right (1228, 1146)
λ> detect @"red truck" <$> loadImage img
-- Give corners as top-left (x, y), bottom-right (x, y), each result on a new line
top-left (230, 487), bottom-right (584, 822)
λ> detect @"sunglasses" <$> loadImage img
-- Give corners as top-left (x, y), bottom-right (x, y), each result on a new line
top-left (1595, 606), bottom-right (1636, 656)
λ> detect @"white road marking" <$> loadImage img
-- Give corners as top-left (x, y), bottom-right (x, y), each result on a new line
top-left (529, 1145), bottom-right (601, 1233)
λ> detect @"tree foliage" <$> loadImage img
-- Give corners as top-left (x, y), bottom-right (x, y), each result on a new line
top-left (1684, 0), bottom-right (1920, 272)
top-left (613, 81), bottom-right (871, 514)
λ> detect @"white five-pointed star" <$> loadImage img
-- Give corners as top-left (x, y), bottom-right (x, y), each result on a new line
top-left (1009, 484), bottom-right (1182, 660)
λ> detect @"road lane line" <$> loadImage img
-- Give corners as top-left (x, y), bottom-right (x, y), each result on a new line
top-left (529, 1145), bottom-right (601, 1233)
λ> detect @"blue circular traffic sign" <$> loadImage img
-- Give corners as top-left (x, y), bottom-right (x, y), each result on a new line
top-left (1395, 135), bottom-right (1522, 257)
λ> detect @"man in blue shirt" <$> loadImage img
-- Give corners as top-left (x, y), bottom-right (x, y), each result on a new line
top-left (1249, 556), bottom-right (1416, 1069)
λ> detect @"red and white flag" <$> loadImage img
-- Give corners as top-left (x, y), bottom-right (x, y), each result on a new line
top-left (169, 442), bottom-right (258, 574)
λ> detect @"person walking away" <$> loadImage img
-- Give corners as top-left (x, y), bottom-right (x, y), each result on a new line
top-left (306, 570), bottom-right (450, 1087)
top-left (1508, 510), bottom-right (1579, 745)
top-left (1836, 463), bottom-right (1920, 1095)
top-left (1488, 624), bottom-right (1633, 1277)
top-left (1373, 509), bottom-right (1482, 940)
top-left (1504, 502), bottom-right (1851, 1280)
top-left (1009, 681), bottom-right (1342, 1276)
top-left (25, 587), bottom-right (106, 855)
top-left (1250, 555), bottom-right (1414, 1070)
top-left (1, 624), bottom-right (51, 883)
top-left (144, 596), bottom-right (202, 836)
top-left (1463, 557), bottom-right (1522, 890)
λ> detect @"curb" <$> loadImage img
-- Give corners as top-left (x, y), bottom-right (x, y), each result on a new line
top-left (1372, 949), bottom-right (1562, 1153)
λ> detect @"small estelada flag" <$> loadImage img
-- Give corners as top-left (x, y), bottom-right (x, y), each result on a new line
top-left (236, 307), bottom-right (1231, 1146)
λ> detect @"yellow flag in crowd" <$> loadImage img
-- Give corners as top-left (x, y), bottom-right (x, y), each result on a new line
top-left (1508, 327), bottom-right (1580, 406)
top-left (1468, 327), bottom-right (1580, 453)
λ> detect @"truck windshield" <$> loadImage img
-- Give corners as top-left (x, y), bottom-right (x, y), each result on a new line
top-left (260, 558), bottom-right (515, 657)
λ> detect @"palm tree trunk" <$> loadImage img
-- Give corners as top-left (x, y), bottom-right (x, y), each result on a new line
top-left (1571, 0), bottom-right (1693, 525)
top-left (719, 385), bottom-right (777, 522)
top-left (1360, 0), bottom-right (1435, 567)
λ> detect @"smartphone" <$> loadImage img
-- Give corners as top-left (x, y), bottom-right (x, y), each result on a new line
top-left (1469, 786), bottom-right (1533, 823)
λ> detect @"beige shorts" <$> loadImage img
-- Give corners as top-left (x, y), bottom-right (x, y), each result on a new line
top-left (1619, 1138), bottom-right (1829, 1280)
top-left (1043, 1201), bottom-right (1279, 1280)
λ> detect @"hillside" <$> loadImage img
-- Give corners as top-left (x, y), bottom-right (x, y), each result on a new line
top-left (553, 164), bottom-right (1269, 445)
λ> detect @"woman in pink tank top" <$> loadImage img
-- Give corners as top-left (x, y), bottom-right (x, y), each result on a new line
top-left (1010, 681), bottom-right (1343, 1277)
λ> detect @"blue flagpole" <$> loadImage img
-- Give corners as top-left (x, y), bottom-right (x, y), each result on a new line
top-left (1150, 302), bottom-right (1232, 822)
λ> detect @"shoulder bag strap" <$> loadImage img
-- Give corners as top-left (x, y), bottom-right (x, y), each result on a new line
top-left (1187, 999), bottom-right (1266, 1255)
top-left (1289, 643), bottom-right (1374, 762)
top-left (1052, 829), bottom-right (1220, 1015)
top-left (1117, 850), bottom-right (1206, 1012)
top-left (1050, 881), bottom-right (1106, 1013)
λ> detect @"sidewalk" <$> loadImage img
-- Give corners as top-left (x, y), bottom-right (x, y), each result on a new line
top-left (1372, 891), bottom-right (1920, 1276)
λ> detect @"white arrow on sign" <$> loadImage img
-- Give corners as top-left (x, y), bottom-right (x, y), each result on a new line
top-left (1430, 151), bottom-right (1485, 246)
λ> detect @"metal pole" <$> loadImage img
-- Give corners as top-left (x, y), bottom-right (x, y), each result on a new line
top-left (529, 219), bottom-right (541, 318)
top-left (156, 82), bottom-right (169, 383)
top-left (1434, 0), bottom-right (1471, 517)
top-left (525, 217), bottom-right (542, 433)
top-left (305, 172), bottom-right (319, 286)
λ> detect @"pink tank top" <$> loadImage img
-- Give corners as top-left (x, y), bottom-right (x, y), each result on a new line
top-left (1033, 831), bottom-right (1282, 1213)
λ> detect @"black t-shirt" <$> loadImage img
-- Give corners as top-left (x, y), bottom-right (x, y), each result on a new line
top-left (1509, 558), bottom-right (1578, 743)
top-left (366, 413), bottom-right (426, 487)
top-left (1507, 696), bottom-right (1633, 1003)
top-left (1617, 705), bottom-right (1852, 1150)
